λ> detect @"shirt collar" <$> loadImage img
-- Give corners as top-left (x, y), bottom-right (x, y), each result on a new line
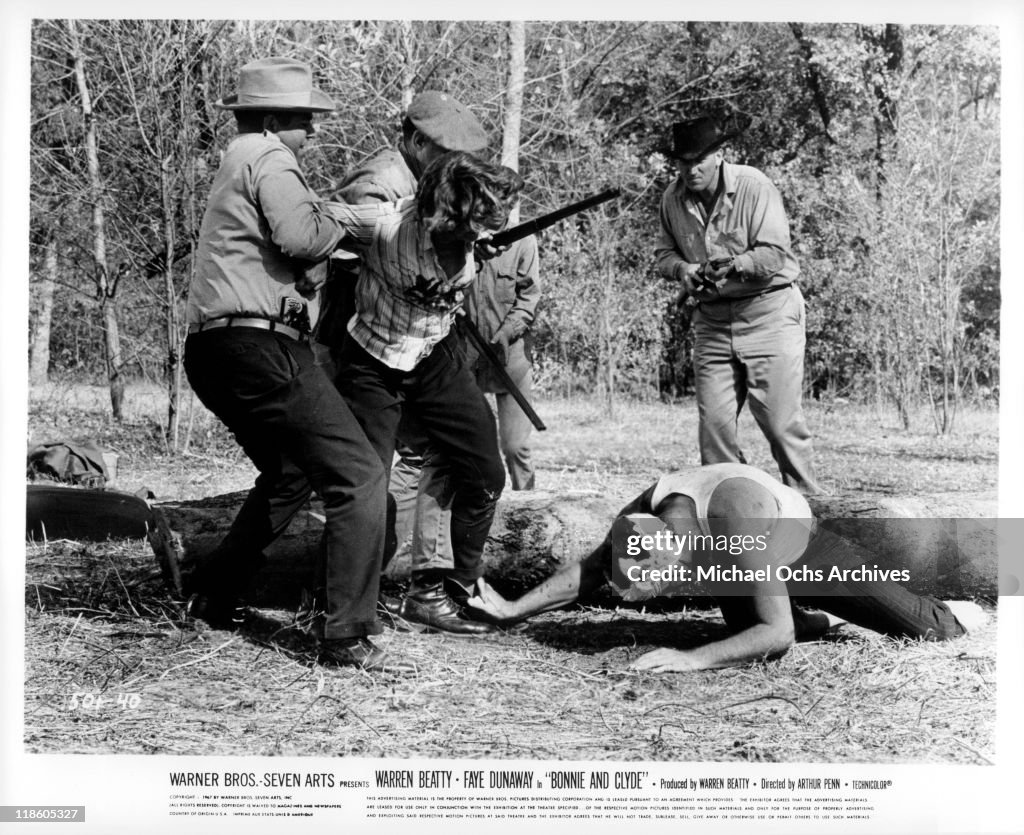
top-left (252, 129), bottom-right (295, 159)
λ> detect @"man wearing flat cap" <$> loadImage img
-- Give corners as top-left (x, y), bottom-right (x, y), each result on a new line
top-left (318, 91), bottom-right (500, 637)
top-left (184, 57), bottom-right (412, 673)
top-left (655, 115), bottom-right (822, 495)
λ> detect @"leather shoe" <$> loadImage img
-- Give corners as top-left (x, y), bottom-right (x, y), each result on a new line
top-left (376, 592), bottom-right (423, 632)
top-left (186, 592), bottom-right (246, 630)
top-left (318, 638), bottom-right (416, 673)
top-left (402, 582), bottom-right (495, 636)
top-left (378, 591), bottom-right (405, 618)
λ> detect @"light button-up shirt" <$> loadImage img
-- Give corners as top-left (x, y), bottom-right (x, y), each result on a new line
top-left (655, 161), bottom-right (799, 299)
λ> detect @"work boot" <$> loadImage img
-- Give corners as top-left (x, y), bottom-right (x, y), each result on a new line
top-left (401, 579), bottom-right (495, 636)
top-left (318, 637), bottom-right (417, 673)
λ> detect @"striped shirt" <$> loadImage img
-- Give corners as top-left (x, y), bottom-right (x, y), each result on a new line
top-left (326, 198), bottom-right (474, 371)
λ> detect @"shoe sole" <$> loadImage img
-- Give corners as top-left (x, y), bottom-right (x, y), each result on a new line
top-left (416, 623), bottom-right (496, 637)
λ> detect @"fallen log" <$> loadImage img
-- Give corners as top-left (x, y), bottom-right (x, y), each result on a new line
top-left (148, 487), bottom-right (999, 605)
top-left (27, 485), bottom-right (153, 542)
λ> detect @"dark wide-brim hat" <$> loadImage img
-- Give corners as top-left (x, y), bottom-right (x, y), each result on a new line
top-left (406, 91), bottom-right (488, 153)
top-left (216, 57), bottom-right (335, 112)
top-left (671, 114), bottom-right (745, 162)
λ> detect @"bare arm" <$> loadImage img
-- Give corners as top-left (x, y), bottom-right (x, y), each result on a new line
top-left (467, 548), bottom-right (607, 623)
top-left (630, 576), bottom-right (795, 672)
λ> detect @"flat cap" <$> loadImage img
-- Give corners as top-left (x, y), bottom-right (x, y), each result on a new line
top-left (406, 91), bottom-right (487, 153)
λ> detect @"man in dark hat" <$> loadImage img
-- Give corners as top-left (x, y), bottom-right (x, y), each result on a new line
top-left (318, 92), bottom-right (500, 636)
top-left (467, 463), bottom-right (985, 672)
top-left (184, 57), bottom-right (412, 673)
top-left (655, 116), bottom-right (822, 495)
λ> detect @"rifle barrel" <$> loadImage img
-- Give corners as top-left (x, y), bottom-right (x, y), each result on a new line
top-left (487, 187), bottom-right (621, 249)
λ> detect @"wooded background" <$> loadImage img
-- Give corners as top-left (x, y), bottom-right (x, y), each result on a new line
top-left (28, 20), bottom-right (1000, 447)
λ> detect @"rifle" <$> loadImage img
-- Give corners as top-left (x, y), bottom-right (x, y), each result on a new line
top-left (475, 187), bottom-right (622, 258)
top-left (459, 315), bottom-right (547, 431)
top-left (692, 256), bottom-right (734, 293)
top-left (468, 187), bottom-right (623, 432)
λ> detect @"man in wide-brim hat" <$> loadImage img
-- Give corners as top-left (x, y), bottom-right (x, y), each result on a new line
top-left (654, 114), bottom-right (822, 496)
top-left (183, 57), bottom-right (414, 673)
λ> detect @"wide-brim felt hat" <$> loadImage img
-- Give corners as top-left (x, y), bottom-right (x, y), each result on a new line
top-left (671, 114), bottom-right (745, 162)
top-left (217, 57), bottom-right (335, 112)
top-left (406, 91), bottom-right (488, 153)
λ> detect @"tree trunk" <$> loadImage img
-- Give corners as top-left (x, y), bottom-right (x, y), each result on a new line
top-left (502, 21), bottom-right (526, 224)
top-left (161, 155), bottom-right (181, 450)
top-left (398, 21), bottom-right (416, 109)
top-left (69, 19), bottom-right (124, 420)
top-left (149, 488), bottom-right (999, 606)
top-left (29, 238), bottom-right (57, 385)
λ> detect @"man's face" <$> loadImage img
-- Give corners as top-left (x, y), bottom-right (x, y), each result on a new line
top-left (681, 149), bottom-right (723, 196)
top-left (269, 111), bottom-right (316, 156)
top-left (406, 131), bottom-right (449, 176)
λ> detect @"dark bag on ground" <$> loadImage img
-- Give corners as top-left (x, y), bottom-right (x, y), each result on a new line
top-left (27, 440), bottom-right (110, 488)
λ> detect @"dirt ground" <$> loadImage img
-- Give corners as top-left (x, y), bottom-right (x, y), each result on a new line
top-left (23, 386), bottom-right (998, 763)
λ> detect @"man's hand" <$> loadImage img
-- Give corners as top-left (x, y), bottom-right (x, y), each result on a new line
top-left (473, 233), bottom-right (509, 262)
top-left (490, 322), bottom-right (516, 366)
top-left (703, 255), bottom-right (735, 282)
top-left (295, 260), bottom-right (329, 299)
top-left (465, 578), bottom-right (519, 624)
top-left (628, 647), bottom-right (702, 673)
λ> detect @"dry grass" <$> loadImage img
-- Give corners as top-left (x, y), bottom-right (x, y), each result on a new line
top-left (23, 384), bottom-right (998, 762)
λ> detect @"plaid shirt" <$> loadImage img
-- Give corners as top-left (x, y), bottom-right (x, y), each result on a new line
top-left (326, 198), bottom-right (475, 371)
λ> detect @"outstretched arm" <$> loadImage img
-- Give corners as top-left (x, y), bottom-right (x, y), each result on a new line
top-left (468, 548), bottom-right (608, 624)
top-left (630, 577), bottom-right (796, 672)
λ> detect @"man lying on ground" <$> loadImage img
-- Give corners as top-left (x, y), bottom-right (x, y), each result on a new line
top-left (467, 463), bottom-right (986, 672)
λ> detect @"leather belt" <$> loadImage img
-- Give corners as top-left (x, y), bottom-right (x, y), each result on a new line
top-left (701, 283), bottom-right (793, 305)
top-left (187, 316), bottom-right (308, 342)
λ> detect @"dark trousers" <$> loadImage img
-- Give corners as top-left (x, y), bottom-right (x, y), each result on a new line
top-left (786, 524), bottom-right (965, 640)
top-left (597, 486), bottom-right (964, 641)
top-left (184, 328), bottom-right (387, 640)
top-left (333, 331), bottom-right (505, 587)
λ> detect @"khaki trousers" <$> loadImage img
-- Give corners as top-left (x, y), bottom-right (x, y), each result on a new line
top-left (692, 285), bottom-right (820, 494)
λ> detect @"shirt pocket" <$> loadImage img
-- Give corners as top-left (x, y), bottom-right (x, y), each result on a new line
top-left (493, 270), bottom-right (518, 305)
top-left (712, 227), bottom-right (747, 252)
